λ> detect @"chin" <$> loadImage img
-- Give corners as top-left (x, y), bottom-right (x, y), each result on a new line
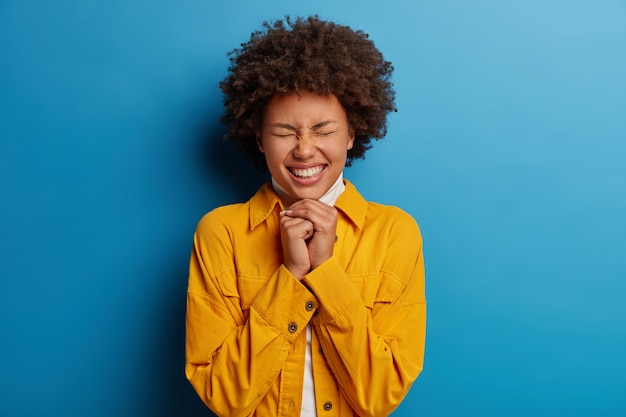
top-left (289, 187), bottom-right (325, 201)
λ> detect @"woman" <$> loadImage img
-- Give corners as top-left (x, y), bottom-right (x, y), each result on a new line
top-left (186, 16), bottom-right (426, 417)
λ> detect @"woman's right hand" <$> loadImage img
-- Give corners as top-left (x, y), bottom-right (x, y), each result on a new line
top-left (279, 210), bottom-right (314, 279)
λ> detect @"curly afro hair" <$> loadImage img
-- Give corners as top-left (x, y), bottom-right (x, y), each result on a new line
top-left (219, 16), bottom-right (396, 170)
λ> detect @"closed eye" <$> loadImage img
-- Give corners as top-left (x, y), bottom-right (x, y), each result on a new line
top-left (272, 132), bottom-right (297, 138)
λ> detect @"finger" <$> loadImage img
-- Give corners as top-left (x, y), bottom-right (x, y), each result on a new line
top-left (286, 207), bottom-right (337, 234)
top-left (286, 199), bottom-right (336, 220)
top-left (281, 200), bottom-right (328, 219)
top-left (280, 216), bottom-right (314, 240)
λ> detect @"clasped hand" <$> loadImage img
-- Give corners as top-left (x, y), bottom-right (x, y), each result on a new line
top-left (279, 199), bottom-right (338, 280)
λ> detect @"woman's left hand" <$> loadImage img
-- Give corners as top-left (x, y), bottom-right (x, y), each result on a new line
top-left (282, 199), bottom-right (338, 270)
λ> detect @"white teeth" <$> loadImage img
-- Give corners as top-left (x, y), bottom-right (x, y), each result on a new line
top-left (291, 166), bottom-right (325, 178)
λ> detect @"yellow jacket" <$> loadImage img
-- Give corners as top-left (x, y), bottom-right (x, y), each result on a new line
top-left (186, 180), bottom-right (426, 416)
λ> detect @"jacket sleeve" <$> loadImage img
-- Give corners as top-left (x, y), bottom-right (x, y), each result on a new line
top-left (185, 211), bottom-right (317, 417)
top-left (303, 209), bottom-right (426, 417)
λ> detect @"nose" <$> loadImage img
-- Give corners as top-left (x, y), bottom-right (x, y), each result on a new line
top-left (292, 134), bottom-right (316, 160)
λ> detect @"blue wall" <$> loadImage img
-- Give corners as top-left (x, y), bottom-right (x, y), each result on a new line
top-left (1, 1), bottom-right (625, 416)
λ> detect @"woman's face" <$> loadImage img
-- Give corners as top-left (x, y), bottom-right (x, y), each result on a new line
top-left (258, 90), bottom-right (355, 205)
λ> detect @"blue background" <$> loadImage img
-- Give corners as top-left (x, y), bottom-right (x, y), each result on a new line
top-left (1, 1), bottom-right (625, 416)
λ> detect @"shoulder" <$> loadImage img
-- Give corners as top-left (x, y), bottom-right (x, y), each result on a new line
top-left (196, 181), bottom-right (279, 232)
top-left (366, 202), bottom-right (422, 239)
top-left (195, 202), bottom-right (249, 236)
top-left (341, 179), bottom-right (422, 239)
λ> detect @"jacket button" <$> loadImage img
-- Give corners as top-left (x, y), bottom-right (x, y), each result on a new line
top-left (288, 322), bottom-right (298, 333)
top-left (305, 301), bottom-right (315, 311)
top-left (323, 401), bottom-right (333, 411)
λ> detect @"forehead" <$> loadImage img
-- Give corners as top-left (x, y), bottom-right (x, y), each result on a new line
top-left (263, 90), bottom-right (348, 126)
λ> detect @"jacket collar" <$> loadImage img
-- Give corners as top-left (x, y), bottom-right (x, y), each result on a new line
top-left (249, 179), bottom-right (367, 231)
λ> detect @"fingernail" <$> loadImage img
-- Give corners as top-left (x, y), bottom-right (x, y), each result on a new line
top-left (280, 210), bottom-right (293, 216)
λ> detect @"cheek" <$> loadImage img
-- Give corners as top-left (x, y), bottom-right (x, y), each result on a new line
top-left (325, 142), bottom-right (352, 160)
top-left (261, 141), bottom-right (289, 163)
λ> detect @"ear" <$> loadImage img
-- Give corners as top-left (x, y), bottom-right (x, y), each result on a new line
top-left (346, 128), bottom-right (355, 150)
top-left (256, 132), bottom-right (264, 153)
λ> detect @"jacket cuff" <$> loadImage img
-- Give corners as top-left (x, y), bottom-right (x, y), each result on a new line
top-left (250, 264), bottom-right (319, 341)
top-left (302, 257), bottom-right (361, 325)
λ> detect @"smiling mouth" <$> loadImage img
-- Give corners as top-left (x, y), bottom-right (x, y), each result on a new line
top-left (289, 165), bottom-right (326, 179)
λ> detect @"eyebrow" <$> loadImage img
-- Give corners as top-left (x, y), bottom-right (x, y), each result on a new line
top-left (311, 120), bottom-right (338, 129)
top-left (271, 120), bottom-right (338, 130)
top-left (271, 123), bottom-right (298, 131)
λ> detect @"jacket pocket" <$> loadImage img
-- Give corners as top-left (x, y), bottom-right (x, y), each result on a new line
top-left (236, 275), bottom-right (271, 311)
top-left (352, 271), bottom-right (405, 309)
